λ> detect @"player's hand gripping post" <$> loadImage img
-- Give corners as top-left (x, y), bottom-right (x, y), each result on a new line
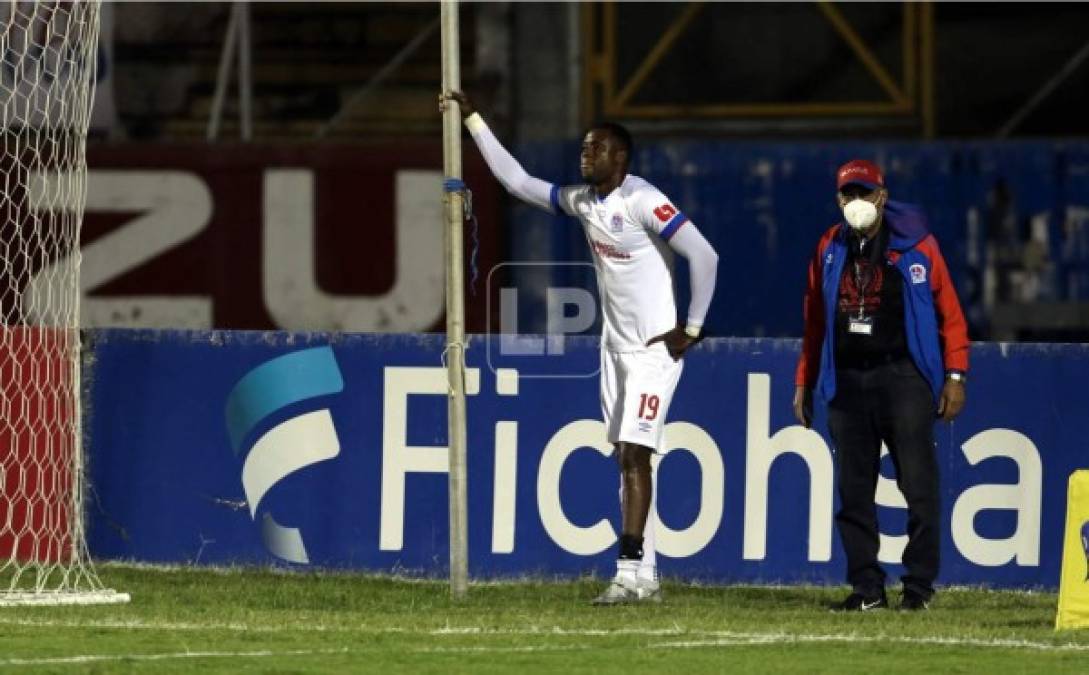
top-left (439, 90), bottom-right (475, 119)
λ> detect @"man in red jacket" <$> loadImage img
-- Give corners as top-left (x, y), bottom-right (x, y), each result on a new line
top-left (794, 160), bottom-right (969, 611)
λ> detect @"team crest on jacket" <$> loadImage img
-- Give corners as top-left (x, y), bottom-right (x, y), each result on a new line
top-left (611, 213), bottom-right (624, 233)
top-left (910, 263), bottom-right (927, 284)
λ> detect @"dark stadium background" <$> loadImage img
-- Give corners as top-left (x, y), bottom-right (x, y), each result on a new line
top-left (87, 2), bottom-right (1089, 342)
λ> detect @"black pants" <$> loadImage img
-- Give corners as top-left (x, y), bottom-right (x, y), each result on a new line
top-left (828, 358), bottom-right (940, 599)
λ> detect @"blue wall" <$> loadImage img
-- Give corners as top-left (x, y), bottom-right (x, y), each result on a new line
top-left (503, 141), bottom-right (1089, 339)
top-left (86, 329), bottom-right (1088, 588)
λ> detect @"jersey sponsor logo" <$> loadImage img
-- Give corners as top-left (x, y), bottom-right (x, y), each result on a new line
top-left (653, 203), bottom-right (677, 222)
top-left (611, 213), bottom-right (624, 233)
top-left (638, 421), bottom-right (653, 433)
top-left (910, 263), bottom-right (927, 284)
top-left (590, 239), bottom-right (632, 260)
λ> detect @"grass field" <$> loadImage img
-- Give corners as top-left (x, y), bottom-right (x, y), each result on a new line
top-left (0, 564), bottom-right (1086, 673)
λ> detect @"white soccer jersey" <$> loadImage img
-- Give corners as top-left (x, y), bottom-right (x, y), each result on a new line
top-left (552, 175), bottom-right (688, 352)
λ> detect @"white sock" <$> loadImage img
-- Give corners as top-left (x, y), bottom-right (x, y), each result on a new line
top-left (616, 559), bottom-right (639, 584)
top-left (639, 469), bottom-right (658, 583)
top-left (637, 564), bottom-right (658, 584)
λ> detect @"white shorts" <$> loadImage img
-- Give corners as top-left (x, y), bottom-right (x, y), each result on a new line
top-left (600, 344), bottom-right (684, 452)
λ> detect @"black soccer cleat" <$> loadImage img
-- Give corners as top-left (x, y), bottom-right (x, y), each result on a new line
top-left (899, 589), bottom-right (930, 611)
top-left (832, 590), bottom-right (888, 612)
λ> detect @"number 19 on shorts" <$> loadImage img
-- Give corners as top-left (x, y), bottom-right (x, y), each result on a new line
top-left (638, 393), bottom-right (660, 420)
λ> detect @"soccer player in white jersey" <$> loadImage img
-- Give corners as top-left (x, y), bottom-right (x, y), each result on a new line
top-left (441, 91), bottom-right (719, 604)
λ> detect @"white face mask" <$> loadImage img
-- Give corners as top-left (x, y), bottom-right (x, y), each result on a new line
top-left (843, 198), bottom-right (878, 231)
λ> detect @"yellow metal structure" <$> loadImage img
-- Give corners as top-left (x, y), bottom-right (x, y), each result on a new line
top-left (582, 2), bottom-right (936, 137)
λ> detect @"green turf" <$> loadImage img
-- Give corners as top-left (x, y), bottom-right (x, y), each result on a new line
top-left (0, 564), bottom-right (1085, 673)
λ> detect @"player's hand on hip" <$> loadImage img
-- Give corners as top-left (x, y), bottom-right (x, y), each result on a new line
top-left (646, 326), bottom-right (697, 361)
top-left (439, 90), bottom-right (475, 119)
top-left (937, 379), bottom-right (966, 421)
top-left (792, 385), bottom-right (813, 428)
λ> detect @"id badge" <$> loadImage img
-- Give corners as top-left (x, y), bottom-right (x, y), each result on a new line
top-left (848, 316), bottom-right (874, 335)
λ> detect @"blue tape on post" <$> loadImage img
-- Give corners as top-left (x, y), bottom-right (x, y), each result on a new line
top-left (443, 178), bottom-right (466, 192)
top-left (443, 177), bottom-right (479, 295)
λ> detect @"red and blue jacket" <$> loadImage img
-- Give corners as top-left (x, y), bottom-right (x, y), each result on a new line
top-left (795, 201), bottom-right (970, 403)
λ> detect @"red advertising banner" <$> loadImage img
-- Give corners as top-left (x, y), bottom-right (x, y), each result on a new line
top-left (82, 143), bottom-right (501, 332)
top-left (0, 327), bottom-right (74, 564)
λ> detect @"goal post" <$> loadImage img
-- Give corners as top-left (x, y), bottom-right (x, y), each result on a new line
top-left (440, 0), bottom-right (469, 599)
top-left (0, 0), bottom-right (127, 606)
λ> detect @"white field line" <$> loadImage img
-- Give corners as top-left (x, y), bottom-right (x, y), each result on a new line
top-left (431, 625), bottom-right (687, 636)
top-left (0, 617), bottom-right (689, 636)
top-left (0, 645), bottom-right (588, 667)
top-left (1, 617), bottom-right (1087, 655)
top-left (417, 645), bottom-right (594, 654)
top-left (0, 617), bottom-right (313, 633)
top-left (0, 648), bottom-right (349, 667)
top-left (1, 631), bottom-right (1088, 667)
top-left (649, 632), bottom-right (1089, 652)
top-left (418, 633), bottom-right (1089, 655)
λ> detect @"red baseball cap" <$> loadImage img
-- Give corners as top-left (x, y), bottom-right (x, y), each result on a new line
top-left (836, 159), bottom-right (884, 190)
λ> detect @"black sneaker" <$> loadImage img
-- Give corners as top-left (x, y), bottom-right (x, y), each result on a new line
top-left (899, 589), bottom-right (930, 611)
top-left (832, 591), bottom-right (888, 612)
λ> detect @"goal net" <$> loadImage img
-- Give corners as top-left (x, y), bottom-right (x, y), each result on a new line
top-left (0, 0), bottom-right (126, 606)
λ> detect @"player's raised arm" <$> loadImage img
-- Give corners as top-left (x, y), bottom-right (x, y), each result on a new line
top-left (440, 91), bottom-right (557, 214)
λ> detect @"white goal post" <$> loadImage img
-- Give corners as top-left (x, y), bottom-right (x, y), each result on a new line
top-left (0, 0), bottom-right (127, 606)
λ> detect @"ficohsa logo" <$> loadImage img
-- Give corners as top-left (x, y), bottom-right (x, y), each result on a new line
top-left (224, 346), bottom-right (344, 563)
